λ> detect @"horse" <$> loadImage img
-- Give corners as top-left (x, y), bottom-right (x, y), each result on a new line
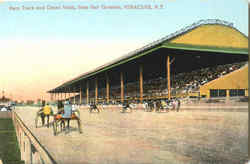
top-left (121, 102), bottom-right (133, 113)
top-left (144, 101), bottom-right (155, 112)
top-left (155, 100), bottom-right (170, 113)
top-left (170, 99), bottom-right (181, 112)
top-left (53, 111), bottom-right (82, 136)
top-left (89, 104), bottom-right (100, 113)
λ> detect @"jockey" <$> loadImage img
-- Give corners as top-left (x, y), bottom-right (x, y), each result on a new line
top-left (55, 101), bottom-right (72, 119)
top-left (43, 103), bottom-right (52, 115)
top-left (55, 101), bottom-right (73, 131)
top-left (43, 103), bottom-right (52, 127)
top-left (62, 101), bottom-right (72, 118)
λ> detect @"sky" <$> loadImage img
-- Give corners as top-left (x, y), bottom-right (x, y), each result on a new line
top-left (0, 0), bottom-right (248, 102)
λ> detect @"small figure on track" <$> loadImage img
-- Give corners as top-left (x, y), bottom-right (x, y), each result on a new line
top-left (121, 101), bottom-right (133, 113)
top-left (89, 103), bottom-right (100, 113)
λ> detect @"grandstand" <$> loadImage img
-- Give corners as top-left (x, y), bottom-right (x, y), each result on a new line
top-left (48, 19), bottom-right (248, 104)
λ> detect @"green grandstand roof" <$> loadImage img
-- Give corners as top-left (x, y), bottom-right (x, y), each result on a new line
top-left (162, 43), bottom-right (248, 55)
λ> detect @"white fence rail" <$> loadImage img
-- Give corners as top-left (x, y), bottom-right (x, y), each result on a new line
top-left (12, 111), bottom-right (56, 164)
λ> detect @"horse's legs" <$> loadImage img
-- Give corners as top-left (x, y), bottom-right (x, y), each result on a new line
top-left (77, 118), bottom-right (82, 133)
top-left (53, 120), bottom-right (58, 136)
top-left (41, 114), bottom-right (45, 126)
top-left (67, 119), bottom-right (70, 130)
top-left (47, 115), bottom-right (50, 128)
top-left (60, 120), bottom-right (65, 131)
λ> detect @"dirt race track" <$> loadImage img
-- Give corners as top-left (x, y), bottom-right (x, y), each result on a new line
top-left (15, 106), bottom-right (248, 164)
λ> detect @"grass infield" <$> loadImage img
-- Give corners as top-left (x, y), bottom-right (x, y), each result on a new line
top-left (0, 118), bottom-right (24, 164)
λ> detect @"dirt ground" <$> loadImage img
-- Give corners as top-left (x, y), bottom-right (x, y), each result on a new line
top-left (15, 106), bottom-right (248, 164)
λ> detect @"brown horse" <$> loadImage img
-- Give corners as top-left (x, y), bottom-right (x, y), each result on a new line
top-left (53, 112), bottom-right (82, 136)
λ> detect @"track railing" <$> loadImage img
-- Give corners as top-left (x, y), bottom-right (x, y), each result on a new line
top-left (12, 111), bottom-right (57, 164)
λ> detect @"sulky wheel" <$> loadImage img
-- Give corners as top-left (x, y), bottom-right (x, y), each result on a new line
top-left (53, 120), bottom-right (58, 136)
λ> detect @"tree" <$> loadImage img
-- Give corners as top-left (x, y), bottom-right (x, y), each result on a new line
top-left (26, 100), bottom-right (34, 105)
top-left (37, 99), bottom-right (41, 105)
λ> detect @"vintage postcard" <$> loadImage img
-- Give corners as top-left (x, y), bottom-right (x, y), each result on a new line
top-left (0, 0), bottom-right (248, 164)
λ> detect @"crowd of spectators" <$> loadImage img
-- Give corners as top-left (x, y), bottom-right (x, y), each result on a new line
top-left (172, 61), bottom-right (246, 94)
top-left (143, 61), bottom-right (247, 97)
top-left (78, 61), bottom-right (247, 104)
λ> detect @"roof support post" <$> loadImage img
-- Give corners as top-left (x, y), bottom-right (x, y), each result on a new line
top-left (226, 89), bottom-right (230, 102)
top-left (73, 88), bottom-right (76, 104)
top-left (167, 56), bottom-right (171, 100)
top-left (139, 64), bottom-right (143, 103)
top-left (64, 89), bottom-right (67, 101)
top-left (69, 89), bottom-right (71, 102)
top-left (120, 72), bottom-right (124, 103)
top-left (86, 81), bottom-right (89, 104)
top-left (79, 86), bottom-right (82, 105)
top-left (68, 88), bottom-right (70, 102)
top-left (106, 73), bottom-right (110, 104)
top-left (95, 78), bottom-right (98, 104)
top-left (50, 93), bottom-right (52, 102)
top-left (60, 92), bottom-right (63, 101)
top-left (50, 93), bottom-right (52, 101)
